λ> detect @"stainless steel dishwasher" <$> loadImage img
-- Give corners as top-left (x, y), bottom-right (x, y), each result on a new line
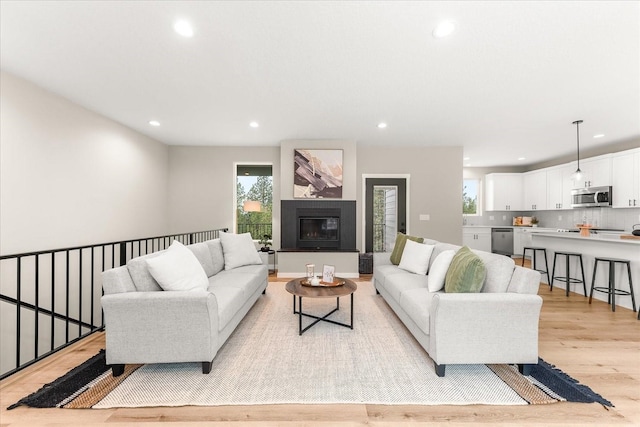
top-left (491, 228), bottom-right (514, 256)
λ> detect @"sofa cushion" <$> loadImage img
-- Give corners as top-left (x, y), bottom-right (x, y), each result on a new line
top-left (146, 241), bottom-right (208, 292)
top-left (427, 249), bottom-right (456, 292)
top-left (209, 269), bottom-right (265, 298)
top-left (429, 242), bottom-right (462, 272)
top-left (373, 264), bottom-right (406, 289)
top-left (384, 272), bottom-right (429, 303)
top-left (399, 288), bottom-right (438, 335)
top-left (127, 252), bottom-right (164, 292)
top-left (444, 246), bottom-right (486, 293)
top-left (188, 242), bottom-right (216, 277)
top-left (206, 238), bottom-right (225, 275)
top-left (398, 240), bottom-right (435, 275)
top-left (473, 250), bottom-right (516, 293)
top-left (390, 233), bottom-right (424, 265)
top-left (220, 232), bottom-right (263, 270)
top-left (207, 285), bottom-right (245, 331)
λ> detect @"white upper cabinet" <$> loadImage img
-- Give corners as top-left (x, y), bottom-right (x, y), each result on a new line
top-left (523, 170), bottom-right (547, 211)
top-left (572, 155), bottom-right (611, 188)
top-left (611, 149), bottom-right (640, 208)
top-left (546, 164), bottom-right (575, 210)
top-left (484, 173), bottom-right (523, 211)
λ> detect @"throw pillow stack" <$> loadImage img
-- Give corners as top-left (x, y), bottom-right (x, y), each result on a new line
top-left (390, 233), bottom-right (487, 293)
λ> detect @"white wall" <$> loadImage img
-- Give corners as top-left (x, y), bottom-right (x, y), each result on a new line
top-left (167, 145), bottom-right (281, 247)
top-left (0, 72), bottom-right (169, 254)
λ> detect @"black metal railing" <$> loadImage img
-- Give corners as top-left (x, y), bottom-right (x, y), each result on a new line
top-left (237, 223), bottom-right (272, 240)
top-left (0, 228), bottom-right (228, 380)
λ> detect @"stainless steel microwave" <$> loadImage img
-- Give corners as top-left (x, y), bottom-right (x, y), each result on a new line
top-left (571, 186), bottom-right (612, 208)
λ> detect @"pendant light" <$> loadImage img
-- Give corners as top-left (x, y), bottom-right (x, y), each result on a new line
top-left (571, 120), bottom-right (584, 182)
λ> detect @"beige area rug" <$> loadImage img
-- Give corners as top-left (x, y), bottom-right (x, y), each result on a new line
top-left (87, 281), bottom-right (554, 408)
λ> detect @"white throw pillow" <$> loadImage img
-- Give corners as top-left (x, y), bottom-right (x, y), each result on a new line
top-left (219, 232), bottom-right (263, 270)
top-left (146, 240), bottom-right (208, 292)
top-left (427, 249), bottom-right (456, 292)
top-left (398, 240), bottom-right (435, 275)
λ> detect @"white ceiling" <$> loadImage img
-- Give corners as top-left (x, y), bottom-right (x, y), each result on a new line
top-left (1, 1), bottom-right (638, 167)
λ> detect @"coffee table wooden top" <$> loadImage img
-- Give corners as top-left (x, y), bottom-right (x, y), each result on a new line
top-left (285, 277), bottom-right (357, 298)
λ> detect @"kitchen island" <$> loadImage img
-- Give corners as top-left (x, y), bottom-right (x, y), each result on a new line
top-left (531, 232), bottom-right (639, 311)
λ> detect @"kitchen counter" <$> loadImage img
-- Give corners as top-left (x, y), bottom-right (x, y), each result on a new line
top-left (532, 232), bottom-right (639, 311)
top-left (533, 232), bottom-right (640, 245)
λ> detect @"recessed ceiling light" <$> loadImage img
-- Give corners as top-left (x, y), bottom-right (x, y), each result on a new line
top-left (149, 120), bottom-right (160, 126)
top-left (377, 122), bottom-right (387, 129)
top-left (464, 163), bottom-right (471, 167)
top-left (463, 157), bottom-right (470, 161)
top-left (593, 134), bottom-right (605, 138)
top-left (433, 21), bottom-right (455, 38)
top-left (518, 157), bottom-right (526, 161)
top-left (249, 121), bottom-right (259, 128)
top-left (174, 20), bottom-right (194, 38)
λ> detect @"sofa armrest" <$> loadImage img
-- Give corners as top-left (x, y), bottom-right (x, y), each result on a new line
top-left (101, 290), bottom-right (219, 364)
top-left (508, 266), bottom-right (542, 294)
top-left (429, 292), bottom-right (543, 365)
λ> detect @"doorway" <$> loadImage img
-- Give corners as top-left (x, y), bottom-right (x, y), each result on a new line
top-left (364, 177), bottom-right (408, 253)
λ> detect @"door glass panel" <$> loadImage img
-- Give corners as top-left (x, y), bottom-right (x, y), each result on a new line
top-left (373, 185), bottom-right (398, 252)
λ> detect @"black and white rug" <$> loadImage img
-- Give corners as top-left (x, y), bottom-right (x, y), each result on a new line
top-left (9, 282), bottom-right (612, 409)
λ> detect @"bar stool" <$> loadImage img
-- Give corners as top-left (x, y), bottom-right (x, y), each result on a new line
top-left (589, 257), bottom-right (636, 313)
top-left (551, 251), bottom-right (587, 296)
top-left (521, 247), bottom-right (550, 284)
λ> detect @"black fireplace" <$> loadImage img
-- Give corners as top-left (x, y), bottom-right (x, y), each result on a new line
top-left (281, 200), bottom-right (356, 251)
top-left (298, 216), bottom-right (340, 249)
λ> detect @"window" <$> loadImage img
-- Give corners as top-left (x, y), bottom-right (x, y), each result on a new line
top-left (463, 179), bottom-right (479, 215)
top-left (236, 165), bottom-right (273, 240)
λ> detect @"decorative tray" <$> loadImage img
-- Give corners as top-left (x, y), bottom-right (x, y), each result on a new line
top-left (300, 279), bottom-right (345, 287)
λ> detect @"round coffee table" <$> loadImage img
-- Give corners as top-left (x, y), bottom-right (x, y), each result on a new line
top-left (285, 277), bottom-right (357, 335)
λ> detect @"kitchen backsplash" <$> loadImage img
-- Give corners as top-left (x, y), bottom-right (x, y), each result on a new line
top-left (463, 207), bottom-right (640, 231)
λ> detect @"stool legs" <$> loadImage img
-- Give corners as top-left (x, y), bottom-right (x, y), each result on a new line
top-left (590, 259), bottom-right (636, 313)
top-left (627, 262), bottom-right (637, 312)
top-left (578, 255), bottom-right (587, 297)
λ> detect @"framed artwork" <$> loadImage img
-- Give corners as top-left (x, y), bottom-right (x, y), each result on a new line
top-left (293, 149), bottom-right (343, 198)
top-left (322, 264), bottom-right (335, 284)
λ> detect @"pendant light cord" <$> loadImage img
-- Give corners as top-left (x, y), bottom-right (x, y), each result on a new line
top-left (573, 120), bottom-right (583, 172)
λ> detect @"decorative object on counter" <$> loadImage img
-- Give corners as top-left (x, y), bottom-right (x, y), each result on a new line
top-left (571, 119), bottom-right (584, 182)
top-left (530, 217), bottom-right (539, 227)
top-left (576, 224), bottom-right (593, 237)
top-left (632, 224), bottom-right (640, 237)
top-left (258, 234), bottom-right (272, 252)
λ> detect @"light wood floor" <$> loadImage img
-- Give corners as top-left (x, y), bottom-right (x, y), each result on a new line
top-left (1, 266), bottom-right (639, 426)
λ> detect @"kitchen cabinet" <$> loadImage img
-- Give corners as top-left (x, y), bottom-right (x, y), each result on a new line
top-left (484, 173), bottom-right (523, 211)
top-left (513, 228), bottom-right (530, 257)
top-left (612, 149), bottom-right (640, 208)
top-left (572, 155), bottom-right (611, 188)
top-left (462, 227), bottom-right (491, 252)
top-left (546, 164), bottom-right (574, 210)
top-left (523, 170), bottom-right (547, 211)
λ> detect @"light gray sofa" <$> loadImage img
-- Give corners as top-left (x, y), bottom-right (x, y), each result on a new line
top-left (101, 238), bottom-right (268, 376)
top-left (373, 238), bottom-right (542, 377)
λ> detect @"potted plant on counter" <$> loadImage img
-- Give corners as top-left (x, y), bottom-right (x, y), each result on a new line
top-left (531, 217), bottom-right (539, 227)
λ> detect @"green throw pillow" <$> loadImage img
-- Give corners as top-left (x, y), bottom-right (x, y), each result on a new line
top-left (390, 233), bottom-right (424, 265)
top-left (444, 246), bottom-right (486, 293)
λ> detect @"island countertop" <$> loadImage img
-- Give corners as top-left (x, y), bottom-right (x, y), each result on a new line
top-left (532, 232), bottom-right (640, 246)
